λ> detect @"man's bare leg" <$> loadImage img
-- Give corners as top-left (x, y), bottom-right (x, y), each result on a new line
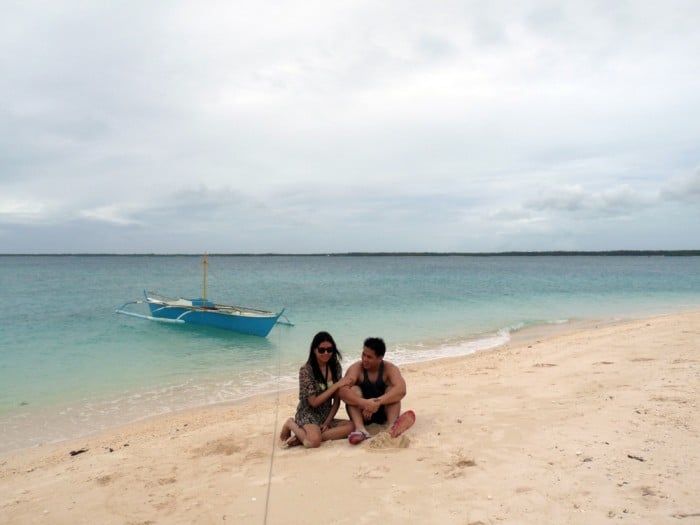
top-left (384, 401), bottom-right (401, 429)
top-left (347, 405), bottom-right (368, 433)
top-left (345, 386), bottom-right (370, 436)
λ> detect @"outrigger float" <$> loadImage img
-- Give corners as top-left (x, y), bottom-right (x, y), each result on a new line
top-left (115, 255), bottom-right (292, 337)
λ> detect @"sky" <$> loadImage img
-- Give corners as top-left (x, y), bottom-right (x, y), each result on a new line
top-left (1, 1), bottom-right (699, 254)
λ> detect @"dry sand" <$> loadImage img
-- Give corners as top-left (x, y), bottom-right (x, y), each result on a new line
top-left (1, 312), bottom-right (698, 524)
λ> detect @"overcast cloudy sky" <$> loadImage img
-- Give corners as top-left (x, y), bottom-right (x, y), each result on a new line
top-left (1, 1), bottom-right (698, 253)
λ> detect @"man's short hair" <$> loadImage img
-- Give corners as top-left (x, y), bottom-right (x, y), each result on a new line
top-left (363, 337), bottom-right (386, 357)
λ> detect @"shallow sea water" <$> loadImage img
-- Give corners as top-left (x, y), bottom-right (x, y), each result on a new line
top-left (1, 254), bottom-right (698, 453)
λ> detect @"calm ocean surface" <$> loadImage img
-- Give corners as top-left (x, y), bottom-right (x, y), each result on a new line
top-left (1, 254), bottom-right (699, 454)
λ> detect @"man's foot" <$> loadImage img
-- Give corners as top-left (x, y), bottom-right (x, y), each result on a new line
top-left (348, 430), bottom-right (371, 445)
top-left (390, 410), bottom-right (416, 438)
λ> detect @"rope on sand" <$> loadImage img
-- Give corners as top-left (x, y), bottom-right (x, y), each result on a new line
top-left (263, 333), bottom-right (283, 525)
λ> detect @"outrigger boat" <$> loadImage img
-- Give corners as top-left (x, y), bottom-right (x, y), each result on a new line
top-left (115, 255), bottom-right (291, 337)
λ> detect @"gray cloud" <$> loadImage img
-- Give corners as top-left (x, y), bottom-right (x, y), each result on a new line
top-left (1, 1), bottom-right (699, 252)
top-left (659, 168), bottom-right (700, 204)
top-left (525, 184), bottom-right (650, 218)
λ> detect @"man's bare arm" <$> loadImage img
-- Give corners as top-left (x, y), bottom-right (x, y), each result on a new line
top-left (375, 362), bottom-right (406, 406)
top-left (338, 363), bottom-right (369, 408)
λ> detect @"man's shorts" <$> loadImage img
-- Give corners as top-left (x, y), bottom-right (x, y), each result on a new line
top-left (367, 405), bottom-right (387, 425)
top-left (346, 404), bottom-right (388, 425)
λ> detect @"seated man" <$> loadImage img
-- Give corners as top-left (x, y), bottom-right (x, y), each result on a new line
top-left (339, 337), bottom-right (416, 444)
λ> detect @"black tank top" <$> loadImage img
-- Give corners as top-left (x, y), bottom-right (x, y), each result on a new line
top-left (360, 362), bottom-right (386, 398)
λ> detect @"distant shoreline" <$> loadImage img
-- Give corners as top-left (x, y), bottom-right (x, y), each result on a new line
top-left (1, 250), bottom-right (699, 257)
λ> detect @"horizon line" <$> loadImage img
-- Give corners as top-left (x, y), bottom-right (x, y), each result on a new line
top-left (1, 250), bottom-right (699, 257)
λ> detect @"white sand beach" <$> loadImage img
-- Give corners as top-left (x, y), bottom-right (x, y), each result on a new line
top-left (1, 311), bottom-right (698, 524)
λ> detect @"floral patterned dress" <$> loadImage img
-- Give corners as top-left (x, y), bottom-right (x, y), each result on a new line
top-left (293, 361), bottom-right (342, 426)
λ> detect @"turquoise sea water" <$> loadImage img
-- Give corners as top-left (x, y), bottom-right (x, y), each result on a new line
top-left (1, 254), bottom-right (699, 454)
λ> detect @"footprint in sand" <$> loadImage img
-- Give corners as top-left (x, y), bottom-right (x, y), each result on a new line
top-left (355, 464), bottom-right (390, 479)
top-left (191, 439), bottom-right (241, 457)
top-left (158, 477), bottom-right (177, 485)
top-left (95, 474), bottom-right (113, 486)
top-left (443, 452), bottom-right (477, 478)
top-left (244, 449), bottom-right (267, 462)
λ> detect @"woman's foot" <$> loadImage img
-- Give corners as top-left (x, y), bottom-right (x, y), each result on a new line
top-left (283, 435), bottom-right (301, 448)
top-left (279, 418), bottom-right (293, 442)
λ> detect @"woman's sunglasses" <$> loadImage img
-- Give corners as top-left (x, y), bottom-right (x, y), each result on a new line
top-left (316, 346), bottom-right (334, 354)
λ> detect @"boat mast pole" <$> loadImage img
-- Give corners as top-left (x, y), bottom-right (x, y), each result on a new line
top-left (203, 253), bottom-right (208, 305)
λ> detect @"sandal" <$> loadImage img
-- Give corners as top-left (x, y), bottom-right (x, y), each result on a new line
top-left (390, 410), bottom-right (416, 438)
top-left (348, 430), bottom-right (370, 445)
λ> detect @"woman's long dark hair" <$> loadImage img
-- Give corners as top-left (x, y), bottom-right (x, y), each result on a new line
top-left (307, 331), bottom-right (343, 385)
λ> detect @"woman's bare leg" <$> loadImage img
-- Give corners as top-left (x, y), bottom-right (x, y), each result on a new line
top-left (285, 419), bottom-right (323, 448)
top-left (279, 418), bottom-right (302, 447)
top-left (301, 424), bottom-right (322, 448)
top-left (321, 420), bottom-right (354, 442)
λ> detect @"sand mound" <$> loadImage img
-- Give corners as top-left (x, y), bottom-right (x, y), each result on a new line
top-left (368, 431), bottom-right (410, 449)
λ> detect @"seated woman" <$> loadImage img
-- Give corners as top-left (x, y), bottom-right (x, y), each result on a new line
top-left (280, 331), bottom-right (354, 448)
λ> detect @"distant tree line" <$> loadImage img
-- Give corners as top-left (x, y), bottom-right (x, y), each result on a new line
top-left (5, 250), bottom-right (700, 257)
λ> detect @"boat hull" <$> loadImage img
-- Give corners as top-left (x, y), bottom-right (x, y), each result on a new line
top-left (145, 294), bottom-right (283, 337)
